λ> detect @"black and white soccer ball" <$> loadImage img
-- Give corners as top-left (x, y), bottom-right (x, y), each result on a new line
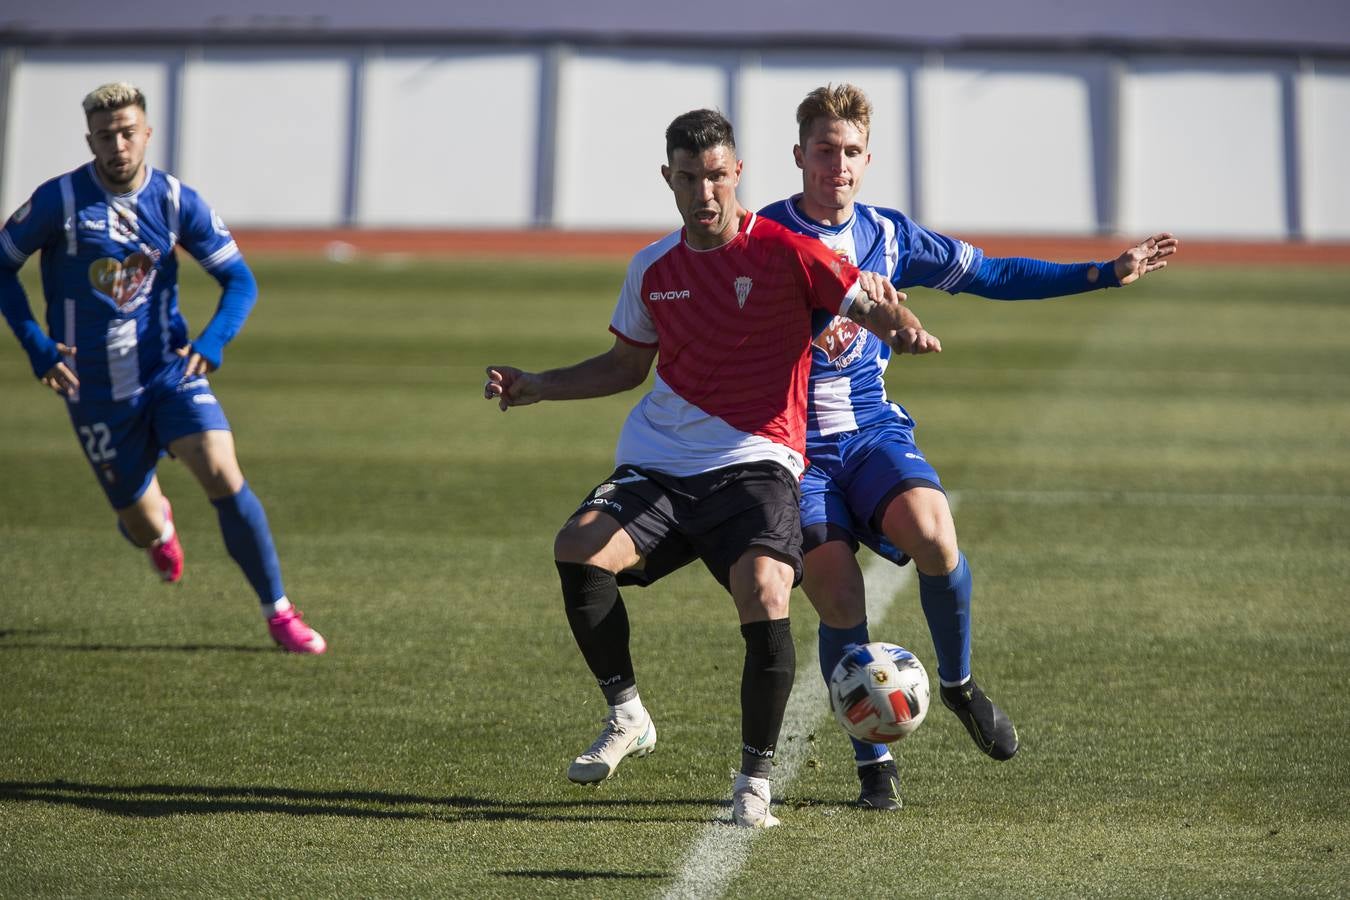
top-left (828, 641), bottom-right (930, 744)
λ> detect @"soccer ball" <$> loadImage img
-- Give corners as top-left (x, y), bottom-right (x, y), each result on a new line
top-left (828, 642), bottom-right (930, 744)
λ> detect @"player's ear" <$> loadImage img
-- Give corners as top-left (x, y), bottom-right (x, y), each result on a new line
top-left (793, 144), bottom-right (805, 170)
top-left (85, 132), bottom-right (95, 155)
top-left (660, 164), bottom-right (671, 188)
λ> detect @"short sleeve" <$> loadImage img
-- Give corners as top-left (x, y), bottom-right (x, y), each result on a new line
top-left (176, 181), bottom-right (243, 273)
top-left (609, 251), bottom-right (659, 348)
top-left (0, 182), bottom-right (62, 268)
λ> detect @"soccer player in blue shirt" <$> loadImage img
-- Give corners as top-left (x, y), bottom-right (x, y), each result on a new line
top-left (0, 82), bottom-right (326, 654)
top-left (759, 83), bottom-right (1177, 809)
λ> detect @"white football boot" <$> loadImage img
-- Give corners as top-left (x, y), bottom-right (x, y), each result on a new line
top-left (567, 708), bottom-right (657, 784)
top-left (732, 773), bottom-right (780, 828)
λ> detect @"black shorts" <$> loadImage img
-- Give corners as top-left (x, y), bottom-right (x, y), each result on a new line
top-left (569, 462), bottom-right (804, 592)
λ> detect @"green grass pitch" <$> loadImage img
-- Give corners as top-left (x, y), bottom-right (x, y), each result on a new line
top-left (1, 257), bottom-right (1348, 897)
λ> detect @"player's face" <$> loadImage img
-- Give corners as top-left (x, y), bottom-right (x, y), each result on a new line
top-left (86, 105), bottom-right (153, 193)
top-left (662, 145), bottom-right (743, 250)
top-left (794, 117), bottom-right (870, 224)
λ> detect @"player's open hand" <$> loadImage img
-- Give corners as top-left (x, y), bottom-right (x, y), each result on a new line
top-left (175, 344), bottom-right (216, 377)
top-left (1114, 233), bottom-right (1179, 286)
top-left (887, 328), bottom-right (942, 356)
top-left (484, 366), bottom-right (540, 411)
top-left (40, 343), bottom-right (79, 396)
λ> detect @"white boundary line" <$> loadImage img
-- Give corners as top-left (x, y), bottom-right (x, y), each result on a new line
top-left (661, 551), bottom-right (917, 900)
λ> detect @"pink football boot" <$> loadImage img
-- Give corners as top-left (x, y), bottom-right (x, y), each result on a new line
top-left (147, 499), bottom-right (185, 583)
top-left (267, 608), bottom-right (327, 654)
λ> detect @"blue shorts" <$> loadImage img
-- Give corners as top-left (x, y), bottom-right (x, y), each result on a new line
top-left (66, 360), bottom-right (232, 509)
top-left (800, 422), bottom-right (944, 566)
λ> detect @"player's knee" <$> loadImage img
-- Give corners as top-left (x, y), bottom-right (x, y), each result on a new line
top-left (553, 517), bottom-right (631, 570)
top-left (909, 531), bottom-right (960, 576)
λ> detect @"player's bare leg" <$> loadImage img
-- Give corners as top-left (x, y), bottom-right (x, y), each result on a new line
top-left (115, 474), bottom-right (184, 583)
top-left (727, 550), bottom-right (795, 827)
top-left (170, 429), bottom-right (324, 654)
top-left (555, 512), bottom-right (656, 784)
top-left (879, 487), bottom-right (1017, 760)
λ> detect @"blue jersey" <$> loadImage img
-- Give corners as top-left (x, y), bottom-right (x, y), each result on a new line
top-left (0, 163), bottom-right (242, 405)
top-left (758, 195), bottom-right (984, 448)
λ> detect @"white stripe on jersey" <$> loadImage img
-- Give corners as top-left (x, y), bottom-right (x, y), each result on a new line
top-left (59, 176), bottom-right (77, 255)
top-left (933, 240), bottom-right (976, 292)
top-left (106, 318), bottom-right (144, 401)
top-left (165, 174), bottom-right (182, 246)
top-left (199, 240), bottom-right (241, 272)
top-left (875, 211), bottom-right (900, 278)
top-left (811, 375), bottom-right (860, 436)
top-left (0, 229), bottom-right (27, 266)
top-left (614, 373), bottom-right (805, 478)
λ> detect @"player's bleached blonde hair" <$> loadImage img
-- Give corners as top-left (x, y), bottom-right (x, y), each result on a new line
top-left (82, 82), bottom-right (146, 120)
top-left (796, 83), bottom-right (872, 146)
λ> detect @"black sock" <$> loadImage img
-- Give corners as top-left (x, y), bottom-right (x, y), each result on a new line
top-left (556, 561), bottom-right (637, 705)
top-left (739, 618), bottom-right (795, 778)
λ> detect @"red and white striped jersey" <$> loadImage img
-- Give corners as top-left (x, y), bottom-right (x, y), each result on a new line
top-left (609, 212), bottom-right (861, 477)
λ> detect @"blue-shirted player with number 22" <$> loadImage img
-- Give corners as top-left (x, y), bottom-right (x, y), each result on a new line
top-left (0, 82), bottom-right (325, 653)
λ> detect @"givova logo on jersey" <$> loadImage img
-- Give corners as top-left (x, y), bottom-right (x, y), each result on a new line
top-left (89, 250), bottom-right (158, 312)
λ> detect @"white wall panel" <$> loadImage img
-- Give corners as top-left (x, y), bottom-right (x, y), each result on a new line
top-left (178, 50), bottom-right (349, 226)
top-left (2, 56), bottom-right (170, 217)
top-left (358, 50), bottom-right (539, 226)
top-left (918, 57), bottom-right (1100, 235)
top-left (1300, 62), bottom-right (1350, 239)
top-left (736, 56), bottom-right (908, 216)
top-left (554, 51), bottom-right (729, 229)
top-left (1121, 60), bottom-right (1286, 238)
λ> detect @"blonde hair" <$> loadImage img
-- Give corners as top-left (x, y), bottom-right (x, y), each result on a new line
top-left (796, 83), bottom-right (872, 146)
top-left (82, 82), bottom-right (146, 120)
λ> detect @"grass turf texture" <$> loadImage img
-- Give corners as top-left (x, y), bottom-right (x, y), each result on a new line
top-left (1, 258), bottom-right (1347, 897)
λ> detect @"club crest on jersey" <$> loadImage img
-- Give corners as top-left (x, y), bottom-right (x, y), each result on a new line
top-left (89, 252), bottom-right (156, 311)
top-left (734, 276), bottom-right (752, 309)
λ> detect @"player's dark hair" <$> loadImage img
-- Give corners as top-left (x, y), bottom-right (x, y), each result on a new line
top-left (665, 109), bottom-right (736, 162)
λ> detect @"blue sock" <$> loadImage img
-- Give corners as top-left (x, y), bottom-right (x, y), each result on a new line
top-left (819, 620), bottom-right (889, 764)
top-left (211, 482), bottom-right (285, 607)
top-left (918, 552), bottom-right (973, 685)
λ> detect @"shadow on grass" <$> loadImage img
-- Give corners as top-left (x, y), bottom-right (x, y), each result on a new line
top-left (0, 780), bottom-right (722, 824)
top-left (0, 642), bottom-right (273, 653)
top-left (0, 629), bottom-right (272, 653)
top-left (492, 869), bottom-right (670, 882)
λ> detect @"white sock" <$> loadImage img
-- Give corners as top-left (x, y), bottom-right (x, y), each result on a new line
top-left (858, 752), bottom-right (895, 767)
top-left (150, 518), bottom-right (175, 547)
top-left (262, 596), bottom-right (292, 619)
top-left (612, 696), bottom-right (646, 724)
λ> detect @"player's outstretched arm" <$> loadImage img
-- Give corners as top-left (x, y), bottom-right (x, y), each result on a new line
top-left (484, 337), bottom-right (657, 412)
top-left (846, 271), bottom-right (942, 356)
top-left (1114, 233), bottom-right (1179, 286)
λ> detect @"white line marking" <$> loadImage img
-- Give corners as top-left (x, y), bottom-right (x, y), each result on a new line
top-left (661, 551), bottom-right (917, 899)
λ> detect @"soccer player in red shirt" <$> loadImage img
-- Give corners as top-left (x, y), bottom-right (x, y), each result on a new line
top-left (484, 109), bottom-right (938, 827)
